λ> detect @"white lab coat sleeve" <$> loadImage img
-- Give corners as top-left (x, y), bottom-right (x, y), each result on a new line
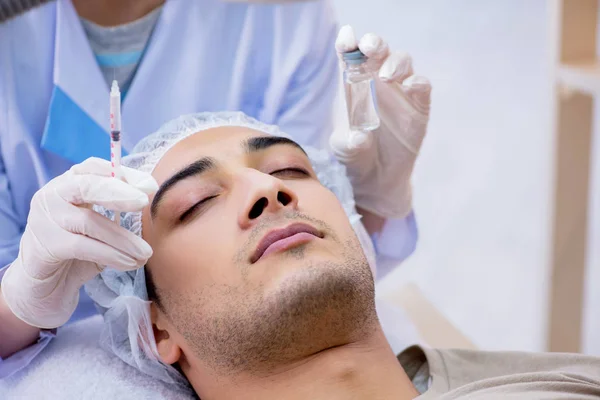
top-left (0, 20), bottom-right (24, 269)
top-left (259, 0), bottom-right (338, 148)
top-left (372, 211), bottom-right (418, 281)
top-left (0, 147), bottom-right (23, 269)
top-left (0, 265), bottom-right (57, 379)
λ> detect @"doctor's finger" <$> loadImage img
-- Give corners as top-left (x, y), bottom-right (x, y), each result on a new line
top-left (66, 233), bottom-right (147, 272)
top-left (56, 206), bottom-right (153, 263)
top-left (335, 25), bottom-right (359, 54)
top-left (402, 75), bottom-right (433, 114)
top-left (330, 128), bottom-right (374, 160)
top-left (70, 157), bottom-right (158, 195)
top-left (120, 168), bottom-right (159, 195)
top-left (358, 33), bottom-right (390, 63)
top-left (379, 51), bottom-right (414, 83)
top-left (70, 157), bottom-right (114, 176)
top-left (56, 174), bottom-right (150, 211)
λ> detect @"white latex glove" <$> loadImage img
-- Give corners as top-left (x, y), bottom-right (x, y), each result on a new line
top-left (1, 157), bottom-right (158, 329)
top-left (330, 25), bottom-right (432, 219)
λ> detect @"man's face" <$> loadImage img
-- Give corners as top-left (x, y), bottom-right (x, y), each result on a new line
top-left (142, 127), bottom-right (375, 376)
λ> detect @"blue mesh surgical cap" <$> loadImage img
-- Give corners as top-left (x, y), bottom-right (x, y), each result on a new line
top-left (85, 112), bottom-right (376, 390)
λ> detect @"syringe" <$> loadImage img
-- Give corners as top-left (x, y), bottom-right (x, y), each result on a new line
top-left (110, 80), bottom-right (122, 225)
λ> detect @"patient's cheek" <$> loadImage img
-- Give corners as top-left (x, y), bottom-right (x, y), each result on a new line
top-left (152, 228), bottom-right (228, 287)
top-left (307, 186), bottom-right (359, 236)
top-left (301, 185), bottom-right (346, 216)
top-left (148, 237), bottom-right (196, 289)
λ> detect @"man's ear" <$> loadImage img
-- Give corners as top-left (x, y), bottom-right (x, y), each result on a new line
top-left (151, 303), bottom-right (182, 365)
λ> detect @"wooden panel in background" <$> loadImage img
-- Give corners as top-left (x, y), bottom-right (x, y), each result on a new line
top-left (547, 0), bottom-right (597, 353)
top-left (548, 90), bottom-right (594, 353)
top-left (558, 0), bottom-right (597, 63)
top-left (383, 284), bottom-right (477, 350)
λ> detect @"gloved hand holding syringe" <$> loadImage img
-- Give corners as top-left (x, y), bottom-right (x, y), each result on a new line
top-left (0, 79), bottom-right (158, 329)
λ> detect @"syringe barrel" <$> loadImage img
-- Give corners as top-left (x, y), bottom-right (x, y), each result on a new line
top-left (111, 138), bottom-right (122, 176)
top-left (110, 94), bottom-right (121, 132)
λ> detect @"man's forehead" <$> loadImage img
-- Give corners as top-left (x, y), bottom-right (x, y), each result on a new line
top-left (151, 127), bottom-right (265, 184)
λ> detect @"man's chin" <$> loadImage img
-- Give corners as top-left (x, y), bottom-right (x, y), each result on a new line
top-left (254, 259), bottom-right (377, 357)
top-left (260, 255), bottom-right (376, 324)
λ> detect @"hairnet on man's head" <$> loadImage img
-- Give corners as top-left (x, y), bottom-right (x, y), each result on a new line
top-left (85, 111), bottom-right (376, 389)
top-left (124, 112), bottom-right (284, 174)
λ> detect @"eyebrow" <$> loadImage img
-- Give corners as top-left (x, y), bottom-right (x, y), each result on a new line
top-left (150, 135), bottom-right (306, 220)
top-left (244, 136), bottom-right (306, 155)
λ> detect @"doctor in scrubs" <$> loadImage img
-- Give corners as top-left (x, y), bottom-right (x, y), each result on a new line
top-left (0, 0), bottom-right (431, 378)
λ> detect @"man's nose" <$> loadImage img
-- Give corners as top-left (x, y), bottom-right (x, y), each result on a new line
top-left (237, 169), bottom-right (299, 229)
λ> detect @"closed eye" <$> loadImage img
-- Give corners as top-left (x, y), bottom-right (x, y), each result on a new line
top-left (270, 167), bottom-right (309, 178)
top-left (179, 195), bottom-right (218, 222)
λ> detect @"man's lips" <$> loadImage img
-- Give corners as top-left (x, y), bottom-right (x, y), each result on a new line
top-left (251, 223), bottom-right (324, 263)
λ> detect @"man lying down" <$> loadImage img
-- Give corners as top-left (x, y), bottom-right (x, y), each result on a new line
top-left (24, 113), bottom-right (600, 398)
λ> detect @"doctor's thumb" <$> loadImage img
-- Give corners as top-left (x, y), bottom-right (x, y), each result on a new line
top-left (402, 75), bottom-right (432, 116)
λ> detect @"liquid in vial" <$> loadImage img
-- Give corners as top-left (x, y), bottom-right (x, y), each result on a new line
top-left (342, 49), bottom-right (380, 132)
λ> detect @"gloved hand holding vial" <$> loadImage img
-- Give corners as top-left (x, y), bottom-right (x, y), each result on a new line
top-left (331, 25), bottom-right (432, 220)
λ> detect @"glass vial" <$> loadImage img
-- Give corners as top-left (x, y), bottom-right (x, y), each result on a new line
top-left (342, 49), bottom-right (380, 132)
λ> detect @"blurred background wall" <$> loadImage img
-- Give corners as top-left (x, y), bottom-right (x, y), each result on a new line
top-left (331, 0), bottom-right (600, 354)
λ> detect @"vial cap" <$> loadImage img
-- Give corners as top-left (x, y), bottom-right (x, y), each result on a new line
top-left (342, 49), bottom-right (367, 65)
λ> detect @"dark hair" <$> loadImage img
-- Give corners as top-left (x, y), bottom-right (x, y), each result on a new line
top-left (144, 266), bottom-right (163, 309)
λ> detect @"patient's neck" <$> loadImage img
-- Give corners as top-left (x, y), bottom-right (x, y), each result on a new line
top-left (186, 327), bottom-right (419, 400)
